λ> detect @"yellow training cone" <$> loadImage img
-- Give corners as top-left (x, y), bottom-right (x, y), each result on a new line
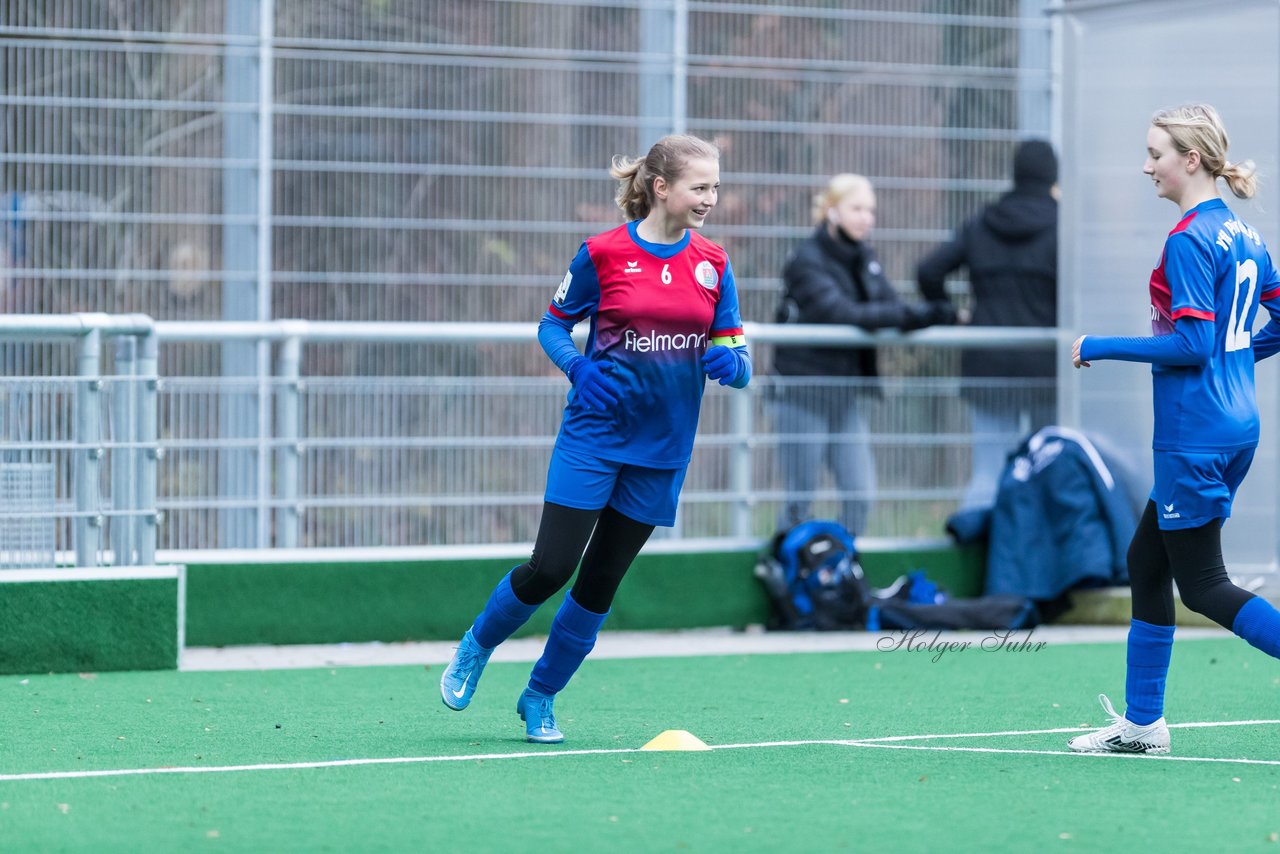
top-left (640, 730), bottom-right (711, 751)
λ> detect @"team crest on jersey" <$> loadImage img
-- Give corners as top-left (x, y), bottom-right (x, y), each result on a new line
top-left (695, 260), bottom-right (718, 290)
top-left (554, 270), bottom-right (572, 304)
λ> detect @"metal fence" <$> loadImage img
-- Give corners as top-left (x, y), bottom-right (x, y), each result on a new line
top-left (1, 315), bottom-right (1057, 564)
top-left (3, 1), bottom-right (1052, 325)
top-left (1, 1), bottom-right (1058, 559)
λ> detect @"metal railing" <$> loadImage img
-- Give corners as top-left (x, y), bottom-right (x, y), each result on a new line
top-left (0, 314), bottom-right (1059, 564)
top-left (0, 314), bottom-right (158, 567)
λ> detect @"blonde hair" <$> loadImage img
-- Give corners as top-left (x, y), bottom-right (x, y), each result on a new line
top-left (1152, 104), bottom-right (1258, 199)
top-left (811, 173), bottom-right (874, 224)
top-left (610, 134), bottom-right (720, 221)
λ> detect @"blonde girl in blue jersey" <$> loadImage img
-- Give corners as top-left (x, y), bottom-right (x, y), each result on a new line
top-left (438, 135), bottom-right (751, 743)
top-left (1069, 104), bottom-right (1280, 754)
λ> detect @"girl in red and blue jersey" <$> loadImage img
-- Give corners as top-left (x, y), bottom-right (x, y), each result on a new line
top-left (1069, 105), bottom-right (1280, 755)
top-left (439, 135), bottom-right (751, 743)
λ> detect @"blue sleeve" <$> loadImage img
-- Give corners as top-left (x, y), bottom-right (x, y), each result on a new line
top-left (709, 258), bottom-right (750, 389)
top-left (1165, 232), bottom-right (1216, 318)
top-left (547, 242), bottom-right (600, 324)
top-left (1080, 316), bottom-right (1212, 367)
top-left (538, 313), bottom-right (581, 376)
top-left (1253, 312), bottom-right (1280, 362)
top-left (539, 243), bottom-right (600, 375)
top-left (710, 259), bottom-right (744, 338)
top-left (1253, 252), bottom-right (1280, 362)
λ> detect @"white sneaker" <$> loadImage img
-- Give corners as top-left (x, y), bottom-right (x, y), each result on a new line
top-left (1067, 694), bottom-right (1170, 754)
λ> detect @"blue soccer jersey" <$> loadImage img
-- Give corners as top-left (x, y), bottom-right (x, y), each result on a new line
top-left (539, 221), bottom-right (747, 468)
top-left (1082, 198), bottom-right (1280, 452)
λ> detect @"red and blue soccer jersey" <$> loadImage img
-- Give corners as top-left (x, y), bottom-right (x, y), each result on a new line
top-left (541, 221), bottom-right (746, 468)
top-left (1084, 198), bottom-right (1280, 451)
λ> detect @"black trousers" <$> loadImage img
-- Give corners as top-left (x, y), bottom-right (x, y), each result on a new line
top-left (1127, 500), bottom-right (1254, 629)
top-left (509, 502), bottom-right (655, 614)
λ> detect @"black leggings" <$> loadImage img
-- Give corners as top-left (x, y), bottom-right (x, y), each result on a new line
top-left (1127, 500), bottom-right (1255, 629)
top-left (509, 502), bottom-right (655, 614)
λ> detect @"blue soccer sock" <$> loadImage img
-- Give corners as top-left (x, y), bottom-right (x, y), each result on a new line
top-left (1232, 596), bottom-right (1280, 659)
top-left (1125, 618), bottom-right (1176, 726)
top-left (470, 570), bottom-right (540, 651)
top-left (528, 593), bottom-right (609, 696)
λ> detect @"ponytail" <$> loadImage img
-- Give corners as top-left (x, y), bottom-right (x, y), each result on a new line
top-left (1220, 160), bottom-right (1258, 200)
top-left (610, 155), bottom-right (651, 221)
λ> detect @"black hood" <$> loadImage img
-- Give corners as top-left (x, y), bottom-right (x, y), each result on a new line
top-left (981, 191), bottom-right (1057, 241)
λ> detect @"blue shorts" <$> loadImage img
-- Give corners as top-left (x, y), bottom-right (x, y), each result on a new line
top-left (544, 444), bottom-right (688, 527)
top-left (1150, 448), bottom-right (1255, 530)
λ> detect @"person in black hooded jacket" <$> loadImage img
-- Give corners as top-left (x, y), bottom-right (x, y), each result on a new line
top-left (773, 173), bottom-right (953, 535)
top-left (916, 139), bottom-right (1059, 510)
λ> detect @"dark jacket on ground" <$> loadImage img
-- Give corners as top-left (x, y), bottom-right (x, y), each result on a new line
top-left (916, 189), bottom-right (1057, 378)
top-left (774, 225), bottom-right (949, 378)
top-left (984, 427), bottom-right (1135, 601)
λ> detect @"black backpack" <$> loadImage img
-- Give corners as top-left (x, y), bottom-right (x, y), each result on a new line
top-left (754, 520), bottom-right (871, 630)
top-left (868, 594), bottom-right (1041, 632)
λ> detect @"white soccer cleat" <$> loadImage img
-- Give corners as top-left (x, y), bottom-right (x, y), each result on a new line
top-left (1067, 694), bottom-right (1170, 754)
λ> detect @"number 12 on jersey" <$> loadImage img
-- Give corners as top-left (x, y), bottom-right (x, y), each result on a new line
top-left (1226, 259), bottom-right (1257, 352)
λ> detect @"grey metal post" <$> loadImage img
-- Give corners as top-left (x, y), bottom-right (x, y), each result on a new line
top-left (730, 345), bottom-right (754, 538)
top-left (1018, 0), bottom-right (1053, 137)
top-left (74, 329), bottom-right (102, 567)
top-left (672, 0), bottom-right (688, 136)
top-left (254, 0), bottom-right (277, 548)
top-left (275, 333), bottom-right (301, 548)
top-left (222, 0), bottom-right (270, 547)
top-left (110, 335), bottom-right (137, 565)
top-left (135, 330), bottom-right (159, 566)
top-left (638, 2), bottom-right (677, 150)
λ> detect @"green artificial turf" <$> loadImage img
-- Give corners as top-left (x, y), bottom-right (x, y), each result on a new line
top-left (1, 636), bottom-right (1278, 852)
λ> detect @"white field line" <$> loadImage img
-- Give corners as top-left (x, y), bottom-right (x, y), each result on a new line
top-left (711, 718), bottom-right (1280, 751)
top-left (0, 747), bottom-right (643, 783)
top-left (846, 742), bottom-right (1280, 767)
top-left (1, 720), bottom-right (1277, 784)
top-left (840, 718), bottom-right (1280, 744)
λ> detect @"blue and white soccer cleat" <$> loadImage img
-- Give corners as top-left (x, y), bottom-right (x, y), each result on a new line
top-left (517, 687), bottom-right (564, 743)
top-left (1066, 694), bottom-right (1170, 755)
top-left (439, 628), bottom-right (494, 711)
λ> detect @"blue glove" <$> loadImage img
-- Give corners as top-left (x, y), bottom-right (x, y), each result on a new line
top-left (567, 357), bottom-right (621, 410)
top-left (701, 345), bottom-right (742, 386)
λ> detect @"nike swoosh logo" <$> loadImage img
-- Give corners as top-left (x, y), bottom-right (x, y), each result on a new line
top-left (451, 675), bottom-right (470, 699)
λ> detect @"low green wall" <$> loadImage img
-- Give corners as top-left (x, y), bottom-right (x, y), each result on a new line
top-left (0, 544), bottom-right (990, 672)
top-left (184, 544), bottom-right (987, 647)
top-left (862, 544), bottom-right (986, 599)
top-left (0, 569), bottom-right (182, 675)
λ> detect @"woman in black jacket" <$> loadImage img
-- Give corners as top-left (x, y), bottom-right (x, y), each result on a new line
top-left (773, 173), bottom-right (952, 535)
